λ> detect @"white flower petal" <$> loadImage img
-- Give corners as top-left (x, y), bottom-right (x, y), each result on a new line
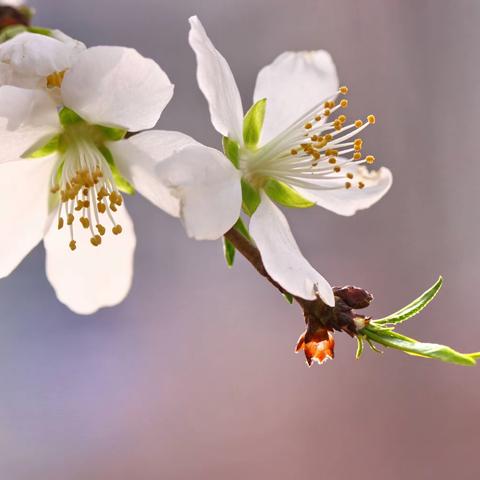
top-left (0, 0), bottom-right (23, 6)
top-left (250, 193), bottom-right (334, 305)
top-left (0, 32), bottom-right (82, 88)
top-left (254, 50), bottom-right (339, 144)
top-left (0, 86), bottom-right (60, 163)
top-left (44, 205), bottom-right (136, 315)
top-left (109, 130), bottom-right (200, 217)
top-left (154, 143), bottom-right (242, 240)
top-left (61, 46), bottom-right (174, 132)
top-left (295, 164), bottom-right (393, 216)
top-left (188, 16), bottom-right (243, 142)
top-left (0, 156), bottom-right (57, 278)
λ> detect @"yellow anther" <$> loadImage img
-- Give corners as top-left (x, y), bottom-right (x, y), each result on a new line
top-left (112, 224), bottom-right (123, 235)
top-left (325, 134), bottom-right (333, 142)
top-left (367, 114), bottom-right (376, 124)
top-left (334, 166), bottom-right (341, 173)
top-left (358, 182), bottom-right (365, 189)
top-left (337, 114), bottom-right (346, 123)
top-left (80, 217), bottom-right (90, 229)
top-left (82, 188), bottom-right (89, 196)
top-left (83, 200), bottom-right (90, 208)
top-left (46, 70), bottom-right (65, 89)
top-left (291, 148), bottom-right (298, 155)
top-left (324, 109), bottom-right (331, 117)
top-left (96, 224), bottom-right (106, 236)
top-left (328, 157), bottom-right (337, 164)
top-left (333, 120), bottom-right (342, 131)
top-left (339, 86), bottom-right (349, 94)
top-left (110, 204), bottom-right (117, 212)
top-left (366, 155), bottom-right (376, 164)
top-left (345, 182), bottom-right (352, 189)
top-left (354, 120), bottom-right (363, 128)
top-left (69, 240), bottom-right (77, 251)
top-left (50, 185), bottom-right (60, 194)
top-left (311, 135), bottom-right (318, 141)
top-left (57, 217), bottom-right (64, 230)
top-left (67, 213), bottom-right (74, 225)
top-left (314, 115), bottom-right (322, 122)
top-left (346, 172), bottom-right (354, 179)
top-left (97, 202), bottom-right (106, 214)
top-left (304, 122), bottom-right (313, 130)
top-left (90, 235), bottom-right (102, 247)
top-left (353, 152), bottom-right (362, 160)
top-left (340, 99), bottom-right (348, 108)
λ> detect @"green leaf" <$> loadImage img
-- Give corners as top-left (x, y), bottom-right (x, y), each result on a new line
top-left (363, 324), bottom-right (477, 366)
top-left (264, 179), bottom-right (315, 209)
top-left (222, 137), bottom-right (240, 168)
top-left (375, 276), bottom-right (443, 326)
top-left (99, 146), bottom-right (135, 195)
top-left (96, 125), bottom-right (127, 142)
top-left (233, 217), bottom-right (251, 240)
top-left (223, 237), bottom-right (236, 267)
top-left (283, 292), bottom-right (294, 304)
top-left (23, 135), bottom-right (60, 159)
top-left (59, 107), bottom-right (84, 127)
top-left (243, 98), bottom-right (266, 150)
top-left (241, 179), bottom-right (261, 216)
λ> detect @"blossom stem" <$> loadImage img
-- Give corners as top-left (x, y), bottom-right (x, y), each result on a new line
top-left (224, 227), bottom-right (358, 335)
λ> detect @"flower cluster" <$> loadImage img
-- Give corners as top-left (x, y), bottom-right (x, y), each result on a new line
top-left (1, 8), bottom-right (472, 368)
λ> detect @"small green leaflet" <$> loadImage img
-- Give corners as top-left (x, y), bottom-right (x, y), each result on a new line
top-left (222, 137), bottom-right (240, 168)
top-left (264, 179), bottom-right (315, 209)
top-left (283, 292), bottom-right (294, 304)
top-left (358, 277), bottom-right (479, 366)
top-left (241, 179), bottom-right (261, 216)
top-left (243, 98), bottom-right (266, 150)
top-left (222, 218), bottom-right (251, 268)
top-left (374, 276), bottom-right (443, 326)
top-left (223, 237), bottom-right (236, 268)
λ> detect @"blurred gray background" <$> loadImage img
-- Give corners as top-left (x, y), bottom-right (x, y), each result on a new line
top-left (1, 0), bottom-right (479, 478)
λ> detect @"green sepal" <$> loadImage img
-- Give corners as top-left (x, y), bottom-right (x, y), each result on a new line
top-left (28, 26), bottom-right (53, 37)
top-left (222, 137), bottom-right (240, 168)
top-left (243, 98), bottom-right (266, 150)
top-left (96, 125), bottom-right (127, 142)
top-left (241, 179), bottom-right (261, 216)
top-left (0, 25), bottom-right (27, 43)
top-left (98, 146), bottom-right (135, 195)
top-left (223, 237), bottom-right (236, 268)
top-left (264, 178), bottom-right (315, 209)
top-left (362, 324), bottom-right (477, 366)
top-left (283, 292), bottom-right (294, 304)
top-left (23, 135), bottom-right (61, 159)
top-left (375, 276), bottom-right (443, 326)
top-left (59, 107), bottom-right (84, 127)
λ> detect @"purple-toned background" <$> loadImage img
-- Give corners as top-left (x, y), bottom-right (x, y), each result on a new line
top-left (1, 0), bottom-right (479, 478)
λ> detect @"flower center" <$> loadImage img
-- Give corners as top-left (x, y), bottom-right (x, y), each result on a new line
top-left (241, 86), bottom-right (376, 192)
top-left (50, 129), bottom-right (123, 251)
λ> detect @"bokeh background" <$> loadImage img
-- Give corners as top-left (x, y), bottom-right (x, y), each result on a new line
top-left (1, 0), bottom-right (479, 478)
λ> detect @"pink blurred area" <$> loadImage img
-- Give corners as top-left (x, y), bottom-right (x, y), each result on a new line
top-left (1, 0), bottom-right (479, 478)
